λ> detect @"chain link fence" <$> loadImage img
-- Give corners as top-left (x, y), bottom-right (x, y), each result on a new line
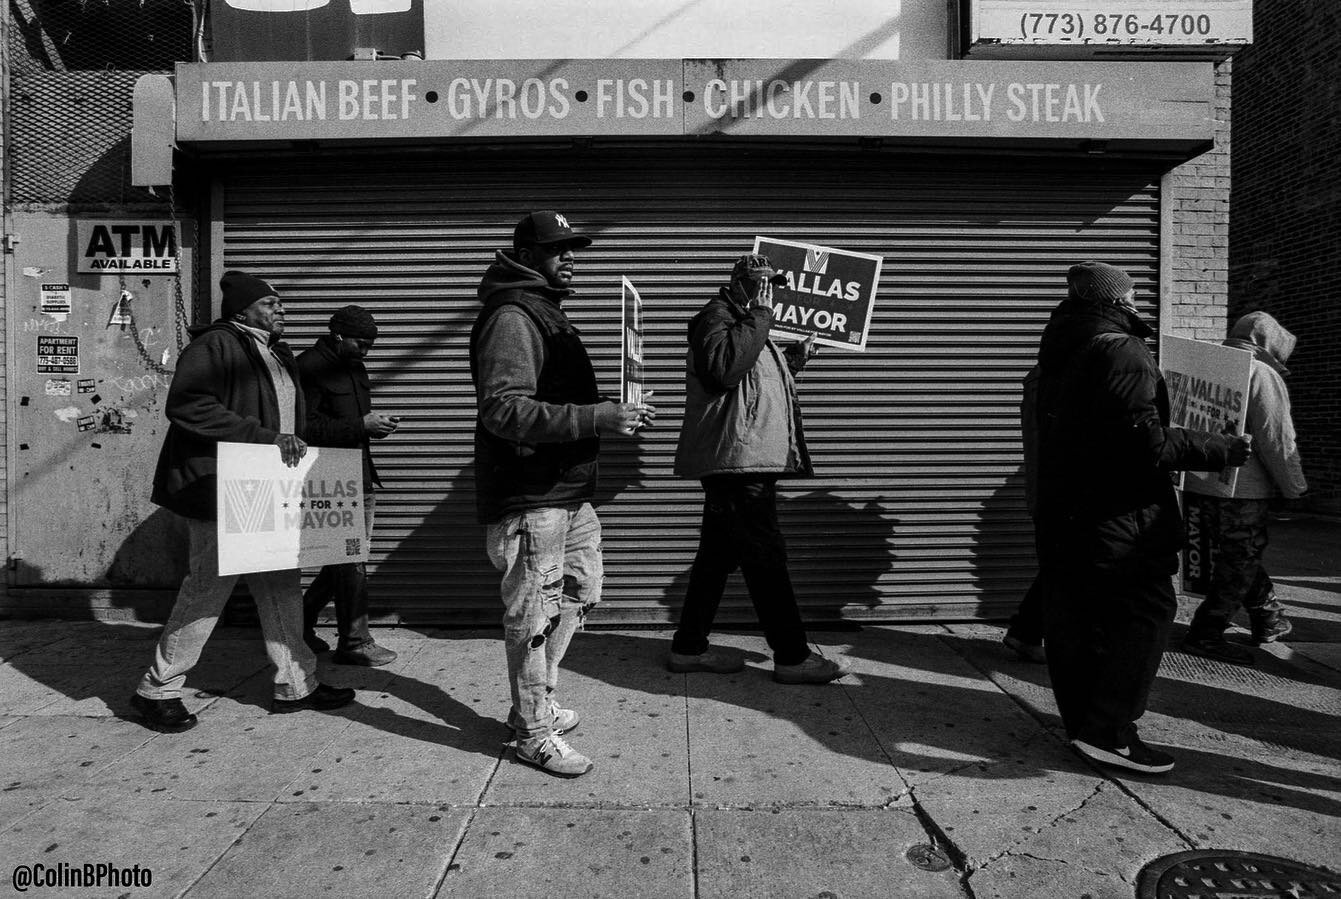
top-left (7, 0), bottom-right (198, 204)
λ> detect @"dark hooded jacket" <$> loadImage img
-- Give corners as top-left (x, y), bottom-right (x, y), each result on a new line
top-left (674, 289), bottom-right (812, 479)
top-left (151, 321), bottom-right (305, 520)
top-left (1034, 297), bottom-right (1232, 573)
top-left (297, 334), bottom-right (380, 489)
top-left (1186, 311), bottom-right (1307, 500)
top-left (469, 251), bottom-right (601, 523)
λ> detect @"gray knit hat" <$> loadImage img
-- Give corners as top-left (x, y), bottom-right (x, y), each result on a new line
top-left (1067, 262), bottom-right (1134, 303)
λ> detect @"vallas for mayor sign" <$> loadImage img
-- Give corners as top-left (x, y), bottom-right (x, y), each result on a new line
top-left (755, 237), bottom-right (883, 351)
top-left (76, 220), bottom-right (179, 274)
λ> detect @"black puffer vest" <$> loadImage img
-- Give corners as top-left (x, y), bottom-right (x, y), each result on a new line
top-left (469, 290), bottom-right (601, 522)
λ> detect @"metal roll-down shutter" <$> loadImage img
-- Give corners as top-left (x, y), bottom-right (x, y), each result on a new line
top-left (219, 143), bottom-right (1163, 625)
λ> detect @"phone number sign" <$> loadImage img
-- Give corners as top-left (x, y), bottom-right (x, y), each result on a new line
top-left (972, 0), bottom-right (1251, 47)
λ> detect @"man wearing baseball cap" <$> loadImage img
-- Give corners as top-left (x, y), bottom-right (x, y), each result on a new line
top-left (1033, 261), bottom-right (1250, 774)
top-left (470, 211), bottom-right (655, 777)
top-left (668, 253), bottom-right (849, 685)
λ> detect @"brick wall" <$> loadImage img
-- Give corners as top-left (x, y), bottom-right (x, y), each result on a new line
top-left (1163, 61), bottom-right (1233, 343)
top-left (1229, 0), bottom-right (1341, 514)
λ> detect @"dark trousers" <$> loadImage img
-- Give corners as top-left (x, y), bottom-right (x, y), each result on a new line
top-left (1041, 557), bottom-right (1177, 747)
top-left (1037, 511), bottom-right (1177, 747)
top-left (1007, 573), bottom-right (1046, 645)
top-left (671, 476), bottom-right (811, 666)
top-left (302, 488), bottom-right (375, 652)
top-left (1188, 497), bottom-right (1279, 638)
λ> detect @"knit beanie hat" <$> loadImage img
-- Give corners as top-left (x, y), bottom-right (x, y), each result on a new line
top-left (220, 271), bottom-right (278, 319)
top-left (1067, 261), bottom-right (1134, 303)
top-left (330, 304), bottom-right (378, 340)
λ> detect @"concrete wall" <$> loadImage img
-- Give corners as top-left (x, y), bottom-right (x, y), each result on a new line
top-left (4, 211), bottom-right (190, 619)
top-left (1228, 0), bottom-right (1340, 514)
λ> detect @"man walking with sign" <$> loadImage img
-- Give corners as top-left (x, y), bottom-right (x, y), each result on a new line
top-left (667, 253), bottom-right (849, 685)
top-left (1181, 312), bottom-right (1308, 666)
top-left (299, 305), bottom-right (400, 667)
top-left (1034, 262), bottom-right (1250, 775)
top-left (471, 210), bottom-right (656, 778)
top-left (131, 271), bottom-right (355, 733)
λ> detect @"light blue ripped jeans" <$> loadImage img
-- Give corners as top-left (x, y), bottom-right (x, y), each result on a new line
top-left (486, 503), bottom-right (603, 742)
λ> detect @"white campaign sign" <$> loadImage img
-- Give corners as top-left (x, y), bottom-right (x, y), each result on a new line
top-left (216, 442), bottom-right (368, 575)
top-left (1160, 336), bottom-right (1253, 497)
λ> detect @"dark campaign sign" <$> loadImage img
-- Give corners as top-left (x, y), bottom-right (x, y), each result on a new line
top-left (753, 237), bottom-right (883, 351)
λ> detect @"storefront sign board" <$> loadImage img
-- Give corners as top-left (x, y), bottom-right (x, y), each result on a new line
top-left (217, 442), bottom-right (368, 575)
top-left (970, 0), bottom-right (1251, 49)
top-left (174, 58), bottom-right (1213, 144)
top-left (177, 59), bottom-right (683, 140)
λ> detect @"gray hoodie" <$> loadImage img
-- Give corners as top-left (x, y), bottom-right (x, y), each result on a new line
top-left (1189, 312), bottom-right (1308, 499)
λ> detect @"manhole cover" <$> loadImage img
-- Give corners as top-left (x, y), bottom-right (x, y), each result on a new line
top-left (905, 843), bottom-right (952, 872)
top-left (1137, 850), bottom-right (1340, 898)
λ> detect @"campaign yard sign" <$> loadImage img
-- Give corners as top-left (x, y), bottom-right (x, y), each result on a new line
top-left (217, 442), bottom-right (367, 576)
top-left (1161, 336), bottom-right (1253, 496)
top-left (753, 237), bottom-right (883, 351)
top-left (1181, 491), bottom-right (1217, 599)
top-left (621, 276), bottom-right (645, 404)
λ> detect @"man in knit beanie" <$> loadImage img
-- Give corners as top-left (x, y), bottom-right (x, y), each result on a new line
top-left (298, 305), bottom-right (400, 666)
top-left (1031, 261), bottom-right (1250, 775)
top-left (131, 271), bottom-right (356, 733)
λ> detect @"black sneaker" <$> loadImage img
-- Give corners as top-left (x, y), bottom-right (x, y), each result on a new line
top-left (303, 632), bottom-right (331, 654)
top-left (1002, 632), bottom-right (1046, 664)
top-left (1071, 736), bottom-right (1175, 774)
top-left (271, 683), bottom-right (355, 714)
top-left (1251, 614), bottom-right (1293, 645)
top-left (1182, 634), bottom-right (1255, 666)
top-left (129, 693), bottom-right (198, 733)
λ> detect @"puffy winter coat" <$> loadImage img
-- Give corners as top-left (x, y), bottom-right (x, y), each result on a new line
top-left (1035, 298), bottom-right (1231, 574)
top-left (674, 289), bottom-right (812, 480)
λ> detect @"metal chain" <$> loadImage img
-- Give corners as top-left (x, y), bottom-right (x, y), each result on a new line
top-left (117, 270), bottom-right (174, 375)
top-left (167, 182), bottom-right (193, 352)
top-left (114, 185), bottom-right (193, 375)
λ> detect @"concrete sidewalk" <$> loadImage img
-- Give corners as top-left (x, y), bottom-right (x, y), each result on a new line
top-left (0, 516), bottom-right (1337, 898)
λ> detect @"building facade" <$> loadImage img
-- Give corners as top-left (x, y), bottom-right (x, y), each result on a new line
top-left (1228, 0), bottom-right (1340, 514)
top-left (2, 1), bottom-right (1250, 623)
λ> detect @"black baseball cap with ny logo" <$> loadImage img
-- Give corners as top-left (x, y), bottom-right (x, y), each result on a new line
top-left (513, 210), bottom-right (593, 249)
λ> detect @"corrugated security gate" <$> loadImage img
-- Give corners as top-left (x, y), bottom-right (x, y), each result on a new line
top-left (218, 143), bottom-right (1163, 626)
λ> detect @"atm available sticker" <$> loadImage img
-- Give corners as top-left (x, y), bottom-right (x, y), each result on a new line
top-left (76, 220), bottom-right (179, 273)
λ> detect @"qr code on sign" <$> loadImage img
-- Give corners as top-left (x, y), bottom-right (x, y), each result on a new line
top-left (345, 538), bottom-right (362, 556)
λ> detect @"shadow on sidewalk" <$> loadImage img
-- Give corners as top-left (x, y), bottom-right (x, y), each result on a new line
top-left (560, 627), bottom-right (1341, 818)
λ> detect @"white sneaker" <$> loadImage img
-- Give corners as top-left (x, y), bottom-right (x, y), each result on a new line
top-left (515, 733), bottom-right (593, 778)
top-left (773, 654), bottom-right (850, 684)
top-left (547, 697), bottom-right (579, 735)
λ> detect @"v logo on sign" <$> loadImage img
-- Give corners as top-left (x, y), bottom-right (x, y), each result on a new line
top-left (223, 479), bottom-right (276, 534)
